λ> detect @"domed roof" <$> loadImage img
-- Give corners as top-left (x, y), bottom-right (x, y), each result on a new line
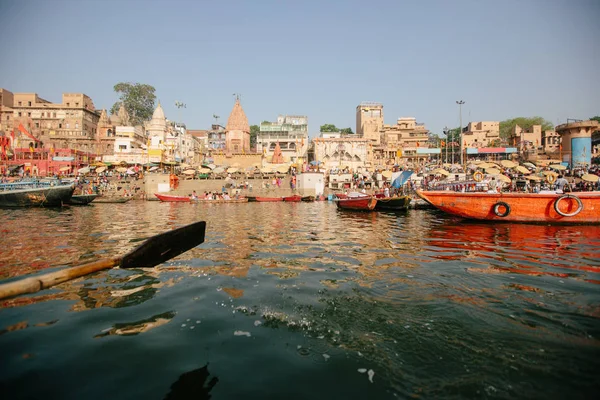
top-left (152, 102), bottom-right (165, 121)
top-left (148, 102), bottom-right (166, 132)
top-left (226, 99), bottom-right (249, 132)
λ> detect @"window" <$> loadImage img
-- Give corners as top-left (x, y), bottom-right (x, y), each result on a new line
top-left (28, 101), bottom-right (32, 106)
top-left (66, 123), bottom-right (70, 129)
top-left (28, 112), bottom-right (31, 117)
top-left (66, 103), bottom-right (70, 107)
top-left (18, 112), bottom-right (22, 116)
top-left (53, 112), bottom-right (56, 118)
top-left (75, 123), bottom-right (79, 129)
top-left (35, 122), bottom-right (39, 128)
top-left (119, 145), bottom-right (127, 150)
top-left (18, 101), bottom-right (22, 106)
top-left (59, 123), bottom-right (62, 128)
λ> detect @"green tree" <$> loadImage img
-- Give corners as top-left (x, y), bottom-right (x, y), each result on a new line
top-left (250, 124), bottom-right (259, 149)
top-left (110, 82), bottom-right (156, 125)
top-left (320, 124), bottom-right (338, 132)
top-left (499, 117), bottom-right (553, 140)
top-left (590, 116), bottom-right (600, 123)
top-left (340, 127), bottom-right (354, 134)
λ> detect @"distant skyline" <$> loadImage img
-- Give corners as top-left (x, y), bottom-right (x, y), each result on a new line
top-left (1, 0), bottom-right (598, 137)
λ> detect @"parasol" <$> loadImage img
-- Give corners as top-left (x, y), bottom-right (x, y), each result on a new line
top-left (485, 167), bottom-right (501, 175)
top-left (96, 166), bottom-right (106, 174)
top-left (581, 173), bottom-right (599, 183)
top-left (382, 170), bottom-right (393, 179)
top-left (116, 167), bottom-right (127, 173)
top-left (77, 167), bottom-right (90, 174)
top-left (183, 169), bottom-right (196, 175)
top-left (227, 167), bottom-right (238, 173)
top-left (500, 160), bottom-right (517, 168)
top-left (432, 168), bottom-right (449, 176)
top-left (493, 174), bottom-right (511, 183)
top-left (59, 166), bottom-right (70, 172)
top-left (549, 164), bottom-right (566, 171)
top-left (515, 166), bottom-right (531, 174)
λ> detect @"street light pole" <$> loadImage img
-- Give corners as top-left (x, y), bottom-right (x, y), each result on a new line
top-left (456, 100), bottom-right (465, 166)
top-left (443, 126), bottom-right (448, 165)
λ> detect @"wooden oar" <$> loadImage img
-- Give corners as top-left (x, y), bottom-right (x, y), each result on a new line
top-left (0, 220), bottom-right (207, 300)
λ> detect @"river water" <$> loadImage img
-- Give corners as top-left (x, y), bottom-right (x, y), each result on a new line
top-left (0, 201), bottom-right (598, 399)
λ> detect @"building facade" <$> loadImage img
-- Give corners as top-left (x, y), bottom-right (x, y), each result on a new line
top-left (313, 132), bottom-right (369, 171)
top-left (356, 102), bottom-right (384, 163)
top-left (257, 114), bottom-right (309, 165)
top-left (373, 117), bottom-right (431, 167)
top-left (462, 121), bottom-right (500, 148)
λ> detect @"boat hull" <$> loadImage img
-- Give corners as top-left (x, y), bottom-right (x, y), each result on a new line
top-left (94, 196), bottom-right (132, 204)
top-left (67, 194), bottom-right (98, 205)
top-left (255, 197), bottom-right (283, 202)
top-left (283, 195), bottom-right (303, 202)
top-left (416, 190), bottom-right (600, 224)
top-left (374, 196), bottom-right (411, 211)
top-left (0, 184), bottom-right (74, 207)
top-left (155, 193), bottom-right (191, 202)
top-left (336, 196), bottom-right (377, 211)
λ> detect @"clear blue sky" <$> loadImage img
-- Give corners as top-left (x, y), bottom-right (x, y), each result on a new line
top-left (1, 0), bottom-right (598, 137)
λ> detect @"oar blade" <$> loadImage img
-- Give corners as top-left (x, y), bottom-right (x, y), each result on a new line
top-left (120, 221), bottom-right (207, 269)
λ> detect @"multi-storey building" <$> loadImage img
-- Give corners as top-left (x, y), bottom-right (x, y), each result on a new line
top-left (257, 114), bottom-right (309, 165)
top-left (462, 121), bottom-right (500, 148)
top-left (374, 117), bottom-right (431, 166)
top-left (356, 102), bottom-right (384, 163)
top-left (313, 131), bottom-right (369, 171)
top-left (5, 90), bottom-right (100, 153)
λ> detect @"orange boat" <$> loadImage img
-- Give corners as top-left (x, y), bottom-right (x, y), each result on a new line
top-left (336, 196), bottom-right (377, 211)
top-left (416, 190), bottom-right (600, 224)
top-left (282, 195), bottom-right (303, 202)
top-left (155, 193), bottom-right (191, 202)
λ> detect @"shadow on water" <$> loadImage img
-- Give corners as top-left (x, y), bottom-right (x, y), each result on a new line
top-left (163, 364), bottom-right (218, 400)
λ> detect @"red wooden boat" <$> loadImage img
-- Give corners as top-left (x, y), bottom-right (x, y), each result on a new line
top-left (416, 190), bottom-right (600, 224)
top-left (282, 195), bottom-right (303, 202)
top-left (336, 196), bottom-right (377, 211)
top-left (255, 196), bottom-right (283, 202)
top-left (155, 193), bottom-right (191, 202)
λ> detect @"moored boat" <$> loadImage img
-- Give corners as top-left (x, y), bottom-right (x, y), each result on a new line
top-left (336, 196), bottom-right (377, 211)
top-left (374, 195), bottom-right (411, 211)
top-left (155, 193), bottom-right (191, 202)
top-left (93, 196), bottom-right (132, 204)
top-left (255, 196), bottom-right (283, 202)
top-left (0, 181), bottom-right (74, 207)
top-left (67, 193), bottom-right (98, 205)
top-left (416, 189), bottom-right (600, 224)
top-left (282, 195), bottom-right (303, 202)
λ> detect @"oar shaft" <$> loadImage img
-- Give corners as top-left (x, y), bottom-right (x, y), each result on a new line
top-left (0, 257), bottom-right (122, 300)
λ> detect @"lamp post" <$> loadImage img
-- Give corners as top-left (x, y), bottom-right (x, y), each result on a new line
top-left (456, 100), bottom-right (465, 166)
top-left (443, 126), bottom-right (449, 164)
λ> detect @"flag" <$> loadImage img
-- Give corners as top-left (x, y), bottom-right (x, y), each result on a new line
top-left (30, 144), bottom-right (34, 153)
top-left (441, 140), bottom-right (445, 147)
top-left (559, 144), bottom-right (563, 151)
top-left (18, 123), bottom-right (41, 143)
top-left (416, 142), bottom-right (420, 148)
top-left (513, 138), bottom-right (516, 146)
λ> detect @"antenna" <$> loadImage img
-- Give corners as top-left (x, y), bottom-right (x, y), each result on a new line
top-left (232, 93), bottom-right (241, 101)
top-left (213, 114), bottom-right (220, 125)
top-left (175, 101), bottom-right (186, 109)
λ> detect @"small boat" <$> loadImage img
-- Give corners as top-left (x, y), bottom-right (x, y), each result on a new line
top-left (255, 196), bottom-right (283, 202)
top-left (93, 196), bottom-right (132, 204)
top-left (336, 196), bottom-right (377, 211)
top-left (283, 195), bottom-right (303, 202)
top-left (67, 193), bottom-right (98, 205)
top-left (416, 190), bottom-right (600, 224)
top-left (0, 181), bottom-right (75, 207)
top-left (373, 195), bottom-right (411, 211)
top-left (301, 196), bottom-right (316, 202)
top-left (196, 198), bottom-right (249, 203)
top-left (155, 193), bottom-right (191, 202)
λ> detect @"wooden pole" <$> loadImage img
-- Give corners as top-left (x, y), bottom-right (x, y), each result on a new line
top-left (0, 257), bottom-right (121, 300)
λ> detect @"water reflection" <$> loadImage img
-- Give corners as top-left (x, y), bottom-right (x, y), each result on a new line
top-left (163, 364), bottom-right (218, 400)
top-left (0, 202), bottom-right (599, 399)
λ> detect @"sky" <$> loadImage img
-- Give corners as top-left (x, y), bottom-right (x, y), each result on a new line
top-left (0, 0), bottom-right (598, 138)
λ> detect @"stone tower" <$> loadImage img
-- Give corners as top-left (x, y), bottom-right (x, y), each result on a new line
top-left (225, 97), bottom-right (250, 153)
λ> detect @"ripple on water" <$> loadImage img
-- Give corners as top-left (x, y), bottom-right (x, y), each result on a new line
top-left (0, 202), bottom-right (599, 399)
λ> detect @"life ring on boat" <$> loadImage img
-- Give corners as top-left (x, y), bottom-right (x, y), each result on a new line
top-left (492, 201), bottom-right (511, 217)
top-left (554, 194), bottom-right (583, 217)
top-left (473, 171), bottom-right (484, 182)
top-left (546, 174), bottom-right (556, 184)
